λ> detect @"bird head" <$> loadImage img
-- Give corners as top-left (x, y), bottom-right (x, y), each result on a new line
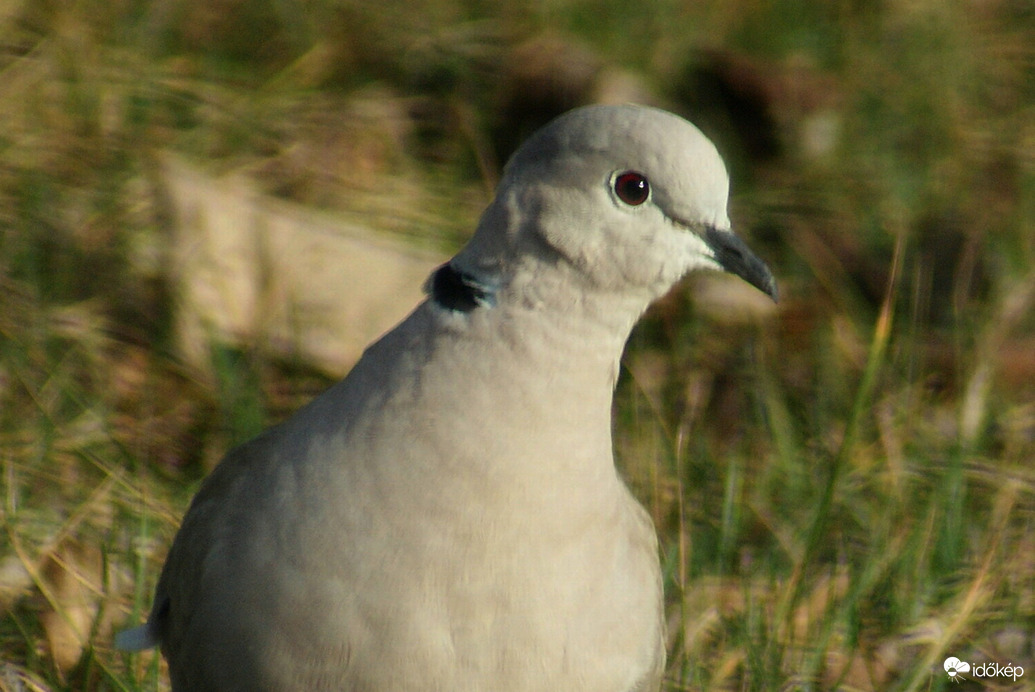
top-left (448, 104), bottom-right (777, 309)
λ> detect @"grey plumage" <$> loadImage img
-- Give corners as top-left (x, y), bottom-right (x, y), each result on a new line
top-left (117, 103), bottom-right (776, 691)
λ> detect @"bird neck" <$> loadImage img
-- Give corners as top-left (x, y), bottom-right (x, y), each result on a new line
top-left (426, 277), bottom-right (651, 479)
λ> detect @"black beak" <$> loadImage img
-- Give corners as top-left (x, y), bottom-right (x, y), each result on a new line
top-left (703, 226), bottom-right (778, 301)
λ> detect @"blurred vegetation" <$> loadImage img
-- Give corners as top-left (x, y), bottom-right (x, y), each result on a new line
top-left (1, 0), bottom-right (1032, 690)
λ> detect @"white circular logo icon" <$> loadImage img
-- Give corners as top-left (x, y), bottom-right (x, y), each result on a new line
top-left (944, 657), bottom-right (971, 681)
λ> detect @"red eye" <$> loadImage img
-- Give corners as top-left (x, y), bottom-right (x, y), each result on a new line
top-left (612, 171), bottom-right (650, 206)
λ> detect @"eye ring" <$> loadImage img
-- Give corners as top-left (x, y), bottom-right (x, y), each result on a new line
top-left (611, 171), bottom-right (651, 206)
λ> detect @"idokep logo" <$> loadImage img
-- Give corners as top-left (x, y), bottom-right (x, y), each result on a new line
top-left (943, 656), bottom-right (1024, 683)
top-left (943, 657), bottom-right (969, 681)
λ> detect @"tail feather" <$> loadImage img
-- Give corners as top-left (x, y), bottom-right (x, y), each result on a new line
top-left (114, 622), bottom-right (159, 651)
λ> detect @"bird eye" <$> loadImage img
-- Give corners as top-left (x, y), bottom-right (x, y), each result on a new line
top-left (612, 171), bottom-right (650, 206)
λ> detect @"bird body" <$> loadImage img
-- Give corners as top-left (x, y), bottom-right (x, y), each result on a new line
top-left (118, 104), bottom-right (776, 692)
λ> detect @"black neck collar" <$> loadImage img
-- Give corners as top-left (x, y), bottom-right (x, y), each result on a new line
top-left (430, 264), bottom-right (496, 312)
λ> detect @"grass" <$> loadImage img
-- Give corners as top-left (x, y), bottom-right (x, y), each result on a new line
top-left (1, 0), bottom-right (1033, 690)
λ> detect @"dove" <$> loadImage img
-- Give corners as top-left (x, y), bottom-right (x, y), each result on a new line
top-left (117, 103), bottom-right (776, 691)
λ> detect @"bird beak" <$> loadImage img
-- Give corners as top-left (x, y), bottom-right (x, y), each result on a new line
top-left (702, 226), bottom-right (778, 301)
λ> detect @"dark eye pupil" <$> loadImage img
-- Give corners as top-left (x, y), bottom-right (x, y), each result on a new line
top-left (614, 171), bottom-right (650, 206)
